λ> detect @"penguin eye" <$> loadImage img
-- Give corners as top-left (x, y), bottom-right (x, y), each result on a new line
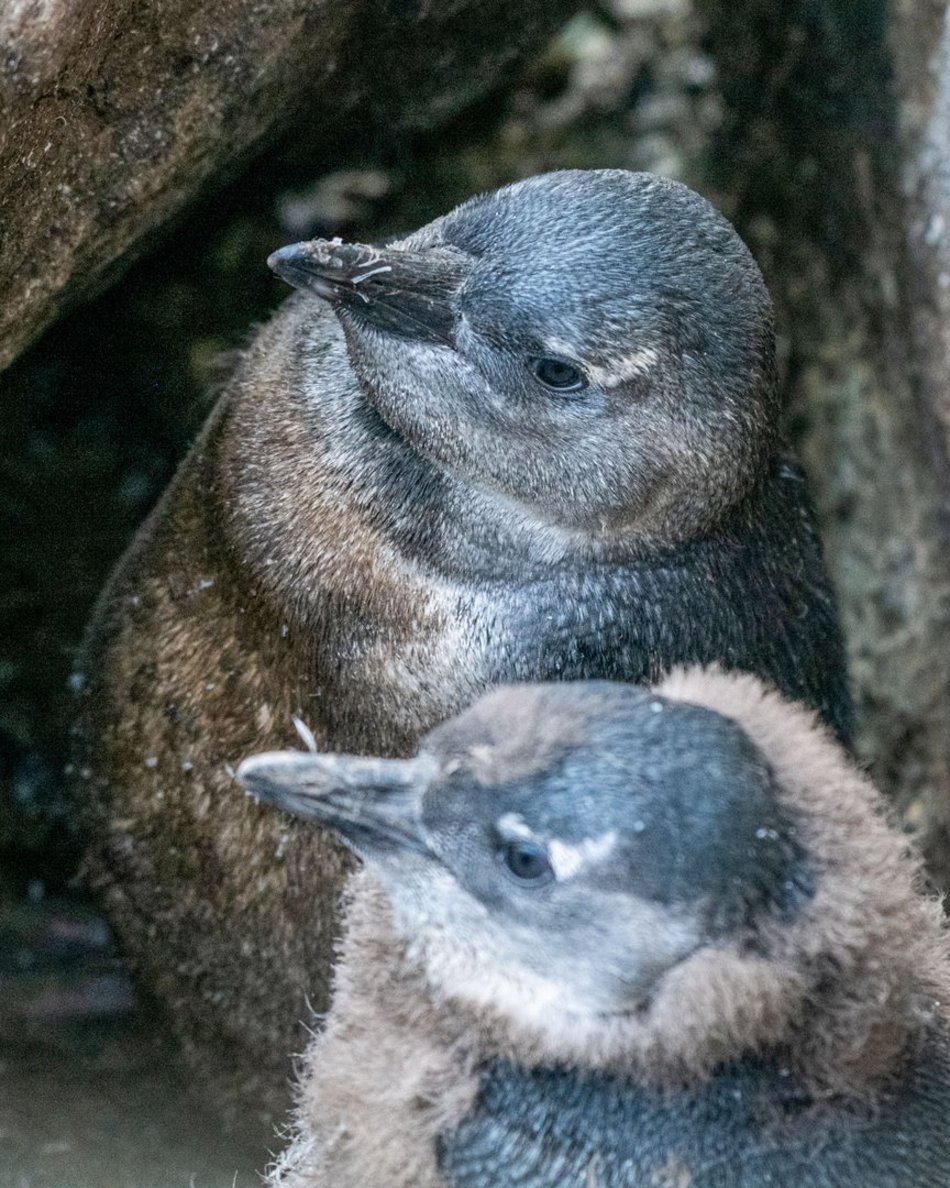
top-left (529, 356), bottom-right (588, 393)
top-left (499, 839), bottom-right (554, 885)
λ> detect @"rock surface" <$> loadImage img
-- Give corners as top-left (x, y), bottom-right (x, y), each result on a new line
top-left (0, 0), bottom-right (575, 372)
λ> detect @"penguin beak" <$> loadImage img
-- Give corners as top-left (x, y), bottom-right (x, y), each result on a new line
top-left (236, 750), bottom-right (437, 859)
top-left (267, 239), bottom-right (466, 346)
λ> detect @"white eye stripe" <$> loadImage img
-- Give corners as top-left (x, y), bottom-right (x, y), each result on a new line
top-left (586, 348), bottom-right (659, 389)
top-left (495, 816), bottom-right (619, 881)
top-left (540, 342), bottom-right (659, 390)
top-left (496, 813), bottom-right (537, 841)
top-left (548, 832), bottom-right (618, 879)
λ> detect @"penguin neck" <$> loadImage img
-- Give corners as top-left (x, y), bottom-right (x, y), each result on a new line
top-left (325, 383), bottom-right (761, 580)
top-left (392, 897), bottom-right (942, 1109)
top-left (338, 870), bottom-right (934, 1111)
top-left (332, 329), bottom-right (777, 572)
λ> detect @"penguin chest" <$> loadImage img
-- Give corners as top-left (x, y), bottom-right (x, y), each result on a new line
top-left (313, 579), bottom-right (497, 752)
top-left (313, 570), bottom-right (640, 754)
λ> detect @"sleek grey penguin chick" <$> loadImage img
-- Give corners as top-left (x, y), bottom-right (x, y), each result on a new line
top-left (76, 168), bottom-right (851, 1124)
top-left (240, 670), bottom-right (950, 1188)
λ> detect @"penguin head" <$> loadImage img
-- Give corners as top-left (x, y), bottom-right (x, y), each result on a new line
top-left (241, 674), bottom-right (949, 1088)
top-left (239, 680), bottom-right (813, 1047)
top-left (269, 170), bottom-right (777, 542)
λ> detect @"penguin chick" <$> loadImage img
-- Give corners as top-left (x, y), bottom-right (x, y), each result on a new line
top-left (75, 168), bottom-right (852, 1122)
top-left (239, 670), bottom-right (950, 1188)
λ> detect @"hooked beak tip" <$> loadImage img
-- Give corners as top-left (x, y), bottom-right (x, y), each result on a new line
top-left (235, 754), bottom-right (263, 787)
top-left (266, 246), bottom-right (291, 275)
top-left (235, 751), bottom-right (309, 802)
top-left (268, 242), bottom-right (345, 300)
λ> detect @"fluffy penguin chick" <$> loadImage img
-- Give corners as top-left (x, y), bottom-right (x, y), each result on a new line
top-left (76, 168), bottom-right (852, 1122)
top-left (239, 670), bottom-right (950, 1188)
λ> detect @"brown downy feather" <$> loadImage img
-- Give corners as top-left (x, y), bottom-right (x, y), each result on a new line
top-left (267, 876), bottom-right (478, 1188)
top-left (270, 671), bottom-right (950, 1187)
top-left (647, 667), bottom-right (950, 1099)
top-left (367, 672), bottom-right (949, 1102)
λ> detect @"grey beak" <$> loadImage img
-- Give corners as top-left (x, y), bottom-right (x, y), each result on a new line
top-left (236, 750), bottom-right (438, 858)
top-left (267, 239), bottom-right (467, 346)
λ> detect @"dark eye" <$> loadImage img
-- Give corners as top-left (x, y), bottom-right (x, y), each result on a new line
top-left (530, 356), bottom-right (588, 393)
top-left (499, 839), bottom-right (554, 884)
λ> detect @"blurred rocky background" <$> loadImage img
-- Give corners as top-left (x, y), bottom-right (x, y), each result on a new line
top-left (4, 0), bottom-right (950, 1183)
